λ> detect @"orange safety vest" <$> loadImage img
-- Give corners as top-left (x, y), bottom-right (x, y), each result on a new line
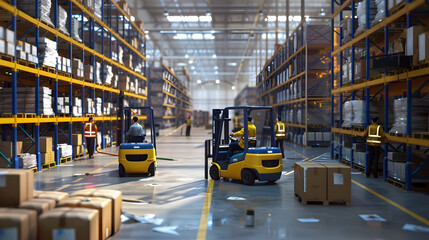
top-left (84, 122), bottom-right (97, 138)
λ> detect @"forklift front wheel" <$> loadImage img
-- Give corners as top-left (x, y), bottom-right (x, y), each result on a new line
top-left (149, 163), bottom-right (156, 176)
top-left (209, 165), bottom-right (220, 180)
top-left (242, 169), bottom-right (256, 185)
top-left (119, 164), bottom-right (126, 177)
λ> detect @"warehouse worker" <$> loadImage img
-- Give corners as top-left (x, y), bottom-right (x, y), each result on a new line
top-left (186, 115), bottom-right (192, 136)
top-left (275, 116), bottom-right (286, 159)
top-left (363, 116), bottom-right (386, 178)
top-left (84, 117), bottom-right (97, 158)
top-left (227, 116), bottom-right (256, 159)
top-left (232, 112), bottom-right (242, 132)
top-left (127, 116), bottom-right (145, 142)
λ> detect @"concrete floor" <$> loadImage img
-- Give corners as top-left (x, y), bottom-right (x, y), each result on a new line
top-left (34, 127), bottom-right (429, 240)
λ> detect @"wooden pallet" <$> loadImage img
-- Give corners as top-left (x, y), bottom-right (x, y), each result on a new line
top-left (386, 177), bottom-right (405, 190)
top-left (41, 66), bottom-right (56, 73)
top-left (412, 132), bottom-right (429, 140)
top-left (17, 59), bottom-right (37, 68)
top-left (58, 71), bottom-right (71, 77)
top-left (59, 29), bottom-right (70, 37)
top-left (24, 113), bottom-right (36, 118)
top-left (73, 75), bottom-right (84, 81)
top-left (389, 132), bottom-right (406, 138)
top-left (0, 113), bottom-right (24, 118)
top-left (40, 19), bottom-right (55, 28)
top-left (85, 114), bottom-right (94, 118)
top-left (59, 113), bottom-right (71, 117)
top-left (74, 154), bottom-right (84, 159)
top-left (30, 167), bottom-right (38, 173)
top-left (353, 126), bottom-right (365, 132)
top-left (60, 156), bottom-right (72, 164)
top-left (41, 114), bottom-right (55, 118)
top-left (42, 162), bottom-right (56, 170)
top-left (295, 194), bottom-right (351, 206)
top-left (0, 53), bottom-right (13, 62)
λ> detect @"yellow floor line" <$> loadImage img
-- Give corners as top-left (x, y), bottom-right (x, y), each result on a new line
top-left (352, 180), bottom-right (429, 226)
top-left (56, 184), bottom-right (70, 191)
top-left (304, 153), bottom-right (327, 162)
top-left (104, 160), bottom-right (118, 167)
top-left (157, 124), bottom-right (185, 142)
top-left (283, 170), bottom-right (294, 176)
top-left (196, 179), bottom-right (214, 240)
top-left (72, 177), bottom-right (83, 183)
top-left (284, 144), bottom-right (307, 159)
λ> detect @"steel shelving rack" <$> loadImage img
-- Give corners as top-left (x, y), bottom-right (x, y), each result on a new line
top-left (330, 0), bottom-right (429, 190)
top-left (234, 85), bottom-right (257, 106)
top-left (149, 64), bottom-right (192, 129)
top-left (256, 19), bottom-right (332, 147)
top-left (0, 0), bottom-right (148, 172)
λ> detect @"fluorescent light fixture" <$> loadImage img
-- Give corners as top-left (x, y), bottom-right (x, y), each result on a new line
top-left (167, 15), bottom-right (212, 22)
top-left (210, 30), bottom-right (216, 34)
top-left (191, 66), bottom-right (195, 70)
top-left (215, 79), bottom-right (220, 84)
top-left (227, 62), bottom-right (237, 67)
top-left (188, 59), bottom-right (194, 64)
top-left (144, 30), bottom-right (149, 34)
top-left (176, 62), bottom-right (187, 66)
top-left (215, 71), bottom-right (219, 74)
top-left (197, 79), bottom-right (202, 84)
top-left (212, 54), bottom-right (217, 58)
top-left (193, 71), bottom-right (197, 74)
top-left (172, 33), bottom-right (215, 40)
top-left (163, 10), bottom-right (169, 16)
top-left (266, 15), bottom-right (309, 22)
top-left (232, 86), bottom-right (236, 90)
top-left (214, 66), bottom-right (218, 70)
top-left (320, 9), bottom-right (326, 16)
top-left (185, 54), bottom-right (190, 58)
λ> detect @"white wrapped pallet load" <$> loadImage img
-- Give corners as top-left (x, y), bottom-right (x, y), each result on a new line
top-left (70, 17), bottom-right (82, 42)
top-left (0, 87), bottom-right (54, 115)
top-left (372, 0), bottom-right (386, 26)
top-left (355, 0), bottom-right (377, 35)
top-left (389, 98), bottom-right (429, 134)
top-left (104, 64), bottom-right (113, 85)
top-left (58, 144), bottom-right (72, 158)
top-left (17, 153), bottom-right (37, 169)
top-left (342, 101), bottom-right (353, 127)
top-left (58, 6), bottom-right (69, 35)
top-left (18, 0), bottom-right (53, 27)
top-left (26, 37), bottom-right (58, 68)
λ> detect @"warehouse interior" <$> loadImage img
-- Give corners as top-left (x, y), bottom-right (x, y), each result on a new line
top-left (0, 0), bottom-right (429, 239)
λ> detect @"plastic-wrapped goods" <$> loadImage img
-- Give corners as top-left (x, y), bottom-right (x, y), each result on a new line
top-left (355, 0), bottom-right (377, 35)
top-left (94, 0), bottom-right (102, 19)
top-left (58, 144), bottom-right (72, 158)
top-left (26, 37), bottom-right (58, 68)
top-left (119, 46), bottom-right (124, 64)
top-left (372, 0), bottom-right (385, 26)
top-left (297, 109), bottom-right (302, 124)
top-left (95, 62), bottom-right (102, 84)
top-left (95, 97), bottom-right (102, 116)
top-left (342, 100), bottom-right (366, 127)
top-left (18, 0), bottom-right (53, 27)
top-left (0, 87), bottom-right (54, 115)
top-left (58, 6), bottom-right (69, 35)
top-left (389, 98), bottom-right (429, 134)
top-left (17, 153), bottom-right (37, 169)
top-left (104, 64), bottom-right (113, 85)
top-left (70, 17), bottom-right (82, 42)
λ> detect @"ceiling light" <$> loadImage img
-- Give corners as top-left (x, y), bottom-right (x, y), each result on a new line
top-left (188, 59), bottom-right (194, 64)
top-left (206, 10), bottom-right (211, 16)
top-left (176, 62), bottom-right (187, 66)
top-left (259, 10), bottom-right (263, 17)
top-left (185, 54), bottom-right (190, 58)
top-left (130, 16), bottom-right (135, 22)
top-left (320, 9), bottom-right (326, 16)
top-left (212, 54), bottom-right (217, 58)
top-left (232, 86), bottom-right (236, 90)
top-left (163, 10), bottom-right (169, 16)
top-left (215, 79), bottom-right (220, 84)
top-left (167, 15), bottom-right (212, 22)
top-left (214, 66), bottom-right (218, 70)
top-left (197, 79), bottom-right (202, 84)
top-left (191, 66), bottom-right (195, 70)
top-left (215, 71), bottom-right (219, 74)
top-left (210, 30), bottom-right (216, 34)
top-left (227, 62), bottom-right (237, 67)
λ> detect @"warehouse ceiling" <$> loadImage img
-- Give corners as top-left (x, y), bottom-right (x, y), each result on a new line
top-left (129, 0), bottom-right (330, 108)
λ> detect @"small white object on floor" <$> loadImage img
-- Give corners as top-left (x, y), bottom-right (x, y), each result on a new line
top-left (139, 178), bottom-right (152, 181)
top-left (403, 224), bottom-right (429, 232)
top-left (152, 226), bottom-right (179, 236)
top-left (145, 183), bottom-right (160, 187)
top-left (227, 196), bottom-right (247, 201)
top-left (297, 218), bottom-right (320, 223)
top-left (121, 214), bottom-right (131, 223)
top-left (351, 172), bottom-right (361, 175)
top-left (359, 214), bottom-right (386, 222)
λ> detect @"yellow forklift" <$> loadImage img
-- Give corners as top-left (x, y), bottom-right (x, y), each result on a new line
top-left (204, 106), bottom-right (283, 185)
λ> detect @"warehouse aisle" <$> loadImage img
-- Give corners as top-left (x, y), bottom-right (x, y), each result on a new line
top-left (33, 127), bottom-right (429, 239)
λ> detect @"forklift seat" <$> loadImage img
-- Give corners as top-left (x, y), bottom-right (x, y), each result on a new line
top-left (128, 135), bottom-right (146, 143)
top-left (249, 137), bottom-right (257, 147)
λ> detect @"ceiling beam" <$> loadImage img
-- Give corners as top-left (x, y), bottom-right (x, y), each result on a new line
top-left (163, 56), bottom-right (259, 60)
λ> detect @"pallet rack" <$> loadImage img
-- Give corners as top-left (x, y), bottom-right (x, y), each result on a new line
top-left (0, 0), bottom-right (147, 171)
top-left (256, 19), bottom-right (332, 147)
top-left (149, 64), bottom-right (192, 129)
top-left (234, 85), bottom-right (257, 106)
top-left (330, 0), bottom-right (429, 190)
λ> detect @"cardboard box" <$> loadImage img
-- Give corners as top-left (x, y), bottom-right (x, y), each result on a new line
top-left (6, 42), bottom-right (15, 57)
top-left (407, 26), bottom-right (426, 65)
top-left (0, 141), bottom-right (23, 158)
top-left (6, 29), bottom-right (14, 43)
top-left (33, 190), bottom-right (69, 204)
top-left (0, 26), bottom-right (4, 39)
top-left (73, 145), bottom-right (84, 157)
top-left (17, 50), bottom-right (26, 60)
top-left (71, 189), bottom-right (122, 233)
top-left (0, 169), bottom-right (33, 207)
top-left (19, 198), bottom-right (56, 216)
top-left (319, 162), bottom-right (351, 202)
top-left (418, 32), bottom-right (429, 62)
top-left (294, 162), bottom-right (327, 201)
top-left (39, 207), bottom-right (99, 240)
top-left (73, 134), bottom-right (82, 146)
top-left (0, 208), bottom-right (37, 240)
top-left (57, 197), bottom-right (112, 239)
top-left (24, 42), bottom-right (31, 53)
top-left (39, 137), bottom-right (52, 153)
top-left (31, 45), bottom-right (37, 55)
top-left (0, 39), bottom-right (5, 54)
top-left (41, 152), bottom-right (55, 165)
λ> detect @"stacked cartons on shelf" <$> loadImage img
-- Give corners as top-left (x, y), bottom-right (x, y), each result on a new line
top-left (0, 87), bottom-right (54, 115)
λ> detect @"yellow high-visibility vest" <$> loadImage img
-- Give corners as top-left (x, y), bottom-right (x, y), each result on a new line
top-left (367, 125), bottom-right (381, 144)
top-left (275, 122), bottom-right (285, 139)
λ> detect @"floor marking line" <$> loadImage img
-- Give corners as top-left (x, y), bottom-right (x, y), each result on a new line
top-left (104, 160), bottom-right (118, 167)
top-left (158, 124), bottom-right (186, 142)
top-left (352, 180), bottom-right (429, 226)
top-left (284, 144), bottom-right (307, 158)
top-left (283, 170), bottom-right (294, 176)
top-left (90, 167), bottom-right (103, 174)
top-left (56, 184), bottom-right (70, 191)
top-left (72, 178), bottom-right (83, 183)
top-left (197, 179), bottom-right (214, 240)
top-left (303, 153), bottom-right (328, 162)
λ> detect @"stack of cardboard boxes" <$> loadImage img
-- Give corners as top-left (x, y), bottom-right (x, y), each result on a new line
top-left (0, 169), bottom-right (123, 239)
top-left (16, 40), bottom-right (38, 64)
top-left (294, 162), bottom-right (351, 206)
top-left (0, 26), bottom-right (15, 57)
top-left (73, 58), bottom-right (84, 78)
top-left (39, 137), bottom-right (54, 166)
top-left (0, 140), bottom-right (23, 167)
top-left (73, 134), bottom-right (84, 158)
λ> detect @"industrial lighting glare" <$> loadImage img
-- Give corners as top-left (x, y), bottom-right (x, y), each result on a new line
top-left (215, 79), bottom-right (220, 84)
top-left (232, 86), bottom-right (236, 90)
top-left (210, 30), bottom-right (216, 34)
top-left (185, 54), bottom-right (190, 58)
top-left (214, 66), bottom-right (218, 70)
top-left (167, 15), bottom-right (212, 22)
top-left (173, 33), bottom-right (215, 40)
top-left (227, 62), bottom-right (237, 67)
top-left (320, 9), bottom-right (326, 16)
top-left (206, 10), bottom-right (211, 16)
top-left (266, 15), bottom-right (309, 22)
top-left (163, 10), bottom-right (169, 16)
top-left (197, 79), bottom-right (202, 84)
top-left (191, 66), bottom-right (195, 70)
top-left (215, 71), bottom-right (219, 74)
top-left (188, 59), bottom-right (194, 64)
top-left (130, 16), bottom-right (135, 22)
top-left (212, 54), bottom-right (217, 58)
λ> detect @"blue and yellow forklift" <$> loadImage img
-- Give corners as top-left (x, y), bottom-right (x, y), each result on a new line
top-left (117, 106), bottom-right (157, 177)
top-left (205, 106), bottom-right (283, 185)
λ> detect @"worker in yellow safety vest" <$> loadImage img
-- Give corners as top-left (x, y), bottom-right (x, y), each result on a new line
top-left (363, 116), bottom-right (386, 178)
top-left (275, 116), bottom-right (286, 158)
top-left (186, 115), bottom-right (192, 136)
top-left (84, 117), bottom-right (97, 158)
top-left (228, 116), bottom-right (256, 159)
top-left (232, 112), bottom-right (242, 132)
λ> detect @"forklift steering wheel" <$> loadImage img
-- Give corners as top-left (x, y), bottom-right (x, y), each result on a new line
top-left (229, 135), bottom-right (238, 142)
